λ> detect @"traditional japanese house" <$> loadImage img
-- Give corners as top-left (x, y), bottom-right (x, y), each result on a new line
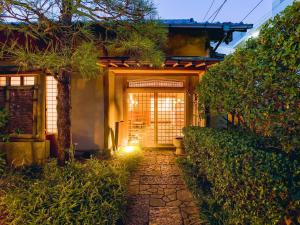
top-left (0, 19), bottom-right (252, 165)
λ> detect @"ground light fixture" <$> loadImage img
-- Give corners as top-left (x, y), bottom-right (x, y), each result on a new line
top-left (118, 145), bottom-right (141, 154)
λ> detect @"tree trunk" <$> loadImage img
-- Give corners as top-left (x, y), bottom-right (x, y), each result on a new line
top-left (56, 0), bottom-right (73, 166)
top-left (57, 70), bottom-right (71, 166)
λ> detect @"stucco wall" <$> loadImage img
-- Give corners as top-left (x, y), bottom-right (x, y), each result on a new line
top-left (71, 73), bottom-right (105, 151)
top-left (167, 32), bottom-right (209, 56)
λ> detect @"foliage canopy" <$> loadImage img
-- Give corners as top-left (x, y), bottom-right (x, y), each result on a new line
top-left (198, 2), bottom-right (300, 152)
top-left (0, 0), bottom-right (167, 75)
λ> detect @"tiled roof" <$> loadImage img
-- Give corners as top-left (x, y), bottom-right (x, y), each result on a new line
top-left (160, 19), bottom-right (253, 32)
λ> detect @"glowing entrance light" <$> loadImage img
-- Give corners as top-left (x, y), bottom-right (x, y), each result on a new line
top-left (118, 145), bottom-right (141, 155)
top-left (124, 146), bottom-right (136, 153)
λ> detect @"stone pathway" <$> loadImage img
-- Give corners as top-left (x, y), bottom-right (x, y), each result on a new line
top-left (125, 149), bottom-right (201, 225)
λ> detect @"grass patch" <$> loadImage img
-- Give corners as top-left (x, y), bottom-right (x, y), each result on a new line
top-left (0, 149), bottom-right (142, 225)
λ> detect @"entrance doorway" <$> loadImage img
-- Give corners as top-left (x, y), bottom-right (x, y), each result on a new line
top-left (127, 92), bottom-right (185, 146)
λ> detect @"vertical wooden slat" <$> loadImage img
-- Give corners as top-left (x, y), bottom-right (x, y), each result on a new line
top-left (154, 92), bottom-right (158, 146)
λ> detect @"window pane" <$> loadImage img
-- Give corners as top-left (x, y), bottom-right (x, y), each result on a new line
top-left (128, 79), bottom-right (184, 88)
top-left (11, 77), bottom-right (21, 86)
top-left (46, 76), bottom-right (58, 133)
top-left (24, 76), bottom-right (35, 85)
top-left (0, 77), bottom-right (6, 86)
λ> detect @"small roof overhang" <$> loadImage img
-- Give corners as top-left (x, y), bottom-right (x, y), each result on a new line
top-left (161, 19), bottom-right (253, 43)
top-left (98, 56), bottom-right (222, 70)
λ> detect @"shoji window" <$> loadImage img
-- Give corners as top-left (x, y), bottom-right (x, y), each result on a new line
top-left (46, 76), bottom-right (58, 133)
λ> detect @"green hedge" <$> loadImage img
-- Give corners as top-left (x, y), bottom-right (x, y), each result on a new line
top-left (183, 127), bottom-right (299, 225)
top-left (0, 151), bottom-right (142, 225)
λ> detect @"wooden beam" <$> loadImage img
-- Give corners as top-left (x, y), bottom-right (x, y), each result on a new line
top-left (184, 62), bottom-right (193, 68)
top-left (110, 69), bottom-right (202, 75)
top-left (195, 63), bottom-right (206, 68)
top-left (161, 63), bottom-right (165, 68)
top-left (109, 63), bottom-right (118, 67)
top-left (172, 62), bottom-right (179, 68)
top-left (123, 63), bottom-right (130, 68)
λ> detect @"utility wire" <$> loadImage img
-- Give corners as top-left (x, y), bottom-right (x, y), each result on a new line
top-left (207, 0), bottom-right (228, 22)
top-left (203, 0), bottom-right (216, 22)
top-left (241, 0), bottom-right (264, 22)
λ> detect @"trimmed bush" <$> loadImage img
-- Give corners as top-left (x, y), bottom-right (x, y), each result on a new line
top-left (183, 127), bottom-right (299, 225)
top-left (0, 151), bottom-right (142, 225)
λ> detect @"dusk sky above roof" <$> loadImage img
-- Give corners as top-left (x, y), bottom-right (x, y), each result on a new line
top-left (153, 0), bottom-right (272, 24)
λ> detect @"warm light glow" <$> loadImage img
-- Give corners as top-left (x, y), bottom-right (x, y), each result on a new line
top-left (46, 76), bottom-right (58, 133)
top-left (128, 93), bottom-right (138, 112)
top-left (11, 76), bottom-right (21, 86)
top-left (0, 77), bottom-right (6, 86)
top-left (119, 145), bottom-right (141, 154)
top-left (124, 146), bottom-right (136, 153)
top-left (24, 76), bottom-right (35, 86)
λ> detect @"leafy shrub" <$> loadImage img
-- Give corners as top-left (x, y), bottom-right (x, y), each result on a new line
top-left (0, 107), bottom-right (8, 140)
top-left (183, 127), bottom-right (300, 225)
top-left (0, 108), bottom-right (8, 175)
top-left (0, 150), bottom-right (142, 225)
top-left (0, 152), bottom-right (5, 176)
top-left (197, 2), bottom-right (300, 153)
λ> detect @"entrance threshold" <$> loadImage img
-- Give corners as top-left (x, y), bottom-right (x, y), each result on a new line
top-left (143, 146), bottom-right (176, 151)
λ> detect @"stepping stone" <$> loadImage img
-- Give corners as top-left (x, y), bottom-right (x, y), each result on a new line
top-left (125, 150), bottom-right (201, 225)
top-left (149, 207), bottom-right (182, 225)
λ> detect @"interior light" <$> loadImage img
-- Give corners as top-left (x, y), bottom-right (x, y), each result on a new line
top-left (124, 146), bottom-right (136, 153)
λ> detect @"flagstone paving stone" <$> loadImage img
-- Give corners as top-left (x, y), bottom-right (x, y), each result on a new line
top-left (125, 149), bottom-right (201, 225)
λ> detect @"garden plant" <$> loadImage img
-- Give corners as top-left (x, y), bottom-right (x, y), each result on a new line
top-left (180, 2), bottom-right (300, 225)
top-left (0, 149), bottom-right (142, 224)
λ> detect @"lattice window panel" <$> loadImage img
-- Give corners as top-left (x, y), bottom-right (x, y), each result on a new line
top-left (46, 76), bottom-right (58, 133)
top-left (24, 76), bottom-right (35, 86)
top-left (0, 75), bottom-right (37, 135)
top-left (157, 93), bottom-right (185, 145)
top-left (128, 79), bottom-right (184, 88)
top-left (8, 89), bottom-right (34, 134)
top-left (128, 93), bottom-right (155, 146)
top-left (0, 77), bottom-right (6, 86)
top-left (11, 77), bottom-right (21, 86)
top-left (127, 92), bottom-right (185, 146)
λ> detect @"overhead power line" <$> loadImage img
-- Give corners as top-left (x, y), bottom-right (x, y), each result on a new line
top-left (241, 0), bottom-right (264, 22)
top-left (203, 0), bottom-right (216, 22)
top-left (207, 0), bottom-right (228, 22)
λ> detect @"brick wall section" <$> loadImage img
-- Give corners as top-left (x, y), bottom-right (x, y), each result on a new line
top-left (8, 88), bottom-right (33, 134)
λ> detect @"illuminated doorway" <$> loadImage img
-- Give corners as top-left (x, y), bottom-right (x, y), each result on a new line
top-left (127, 92), bottom-right (185, 146)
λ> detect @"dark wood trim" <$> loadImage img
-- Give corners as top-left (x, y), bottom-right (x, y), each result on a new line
top-left (103, 72), bottom-right (109, 149)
